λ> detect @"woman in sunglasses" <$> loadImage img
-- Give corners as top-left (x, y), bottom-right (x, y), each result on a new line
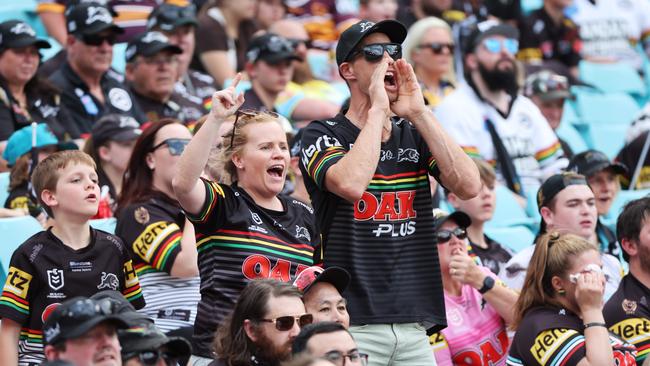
top-left (173, 74), bottom-right (319, 362)
top-left (116, 119), bottom-right (201, 342)
top-left (403, 17), bottom-right (456, 109)
top-left (430, 210), bottom-right (518, 366)
top-left (509, 232), bottom-right (637, 366)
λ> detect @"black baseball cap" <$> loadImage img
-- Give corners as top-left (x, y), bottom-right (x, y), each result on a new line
top-left (432, 210), bottom-right (472, 232)
top-left (119, 323), bottom-right (191, 359)
top-left (125, 31), bottom-right (183, 62)
top-left (147, 3), bottom-right (198, 32)
top-left (92, 114), bottom-right (142, 146)
top-left (90, 290), bottom-right (152, 327)
top-left (66, 3), bottom-right (124, 36)
top-left (537, 172), bottom-right (588, 211)
top-left (293, 266), bottom-right (351, 294)
top-left (43, 297), bottom-right (129, 345)
top-left (464, 19), bottom-right (519, 54)
top-left (0, 20), bottom-right (51, 51)
top-left (246, 33), bottom-right (301, 64)
top-left (336, 19), bottom-right (407, 66)
top-left (567, 150), bottom-right (628, 178)
top-left (524, 70), bottom-right (573, 101)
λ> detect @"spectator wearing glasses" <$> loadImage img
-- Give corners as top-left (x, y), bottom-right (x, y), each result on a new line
top-left (49, 3), bottom-right (145, 134)
top-left (125, 31), bottom-right (207, 125)
top-left (293, 266), bottom-right (351, 328)
top-left (524, 70), bottom-right (574, 160)
top-left (42, 297), bottom-right (130, 366)
top-left (211, 279), bottom-right (313, 366)
top-left (292, 322), bottom-right (368, 366)
top-left (299, 19), bottom-right (480, 366)
top-left (509, 232), bottom-right (637, 366)
top-left (116, 119), bottom-right (201, 341)
top-left (437, 20), bottom-right (567, 198)
top-left (403, 17), bottom-right (456, 109)
top-left (429, 210), bottom-right (517, 366)
top-left (119, 322), bottom-right (192, 366)
top-left (147, 3), bottom-right (219, 105)
top-left (172, 76), bottom-right (319, 362)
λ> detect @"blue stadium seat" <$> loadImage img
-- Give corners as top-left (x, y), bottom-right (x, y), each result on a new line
top-left (556, 122), bottom-right (588, 155)
top-left (579, 61), bottom-right (646, 98)
top-left (604, 189), bottom-right (650, 221)
top-left (0, 216), bottom-right (42, 274)
top-left (0, 1), bottom-right (46, 38)
top-left (588, 124), bottom-right (627, 159)
top-left (0, 172), bottom-right (9, 208)
top-left (90, 217), bottom-right (117, 234)
top-left (575, 91), bottom-right (640, 126)
top-left (484, 225), bottom-right (535, 253)
top-left (521, 0), bottom-right (543, 14)
top-left (111, 43), bottom-right (128, 74)
top-left (486, 185), bottom-right (538, 230)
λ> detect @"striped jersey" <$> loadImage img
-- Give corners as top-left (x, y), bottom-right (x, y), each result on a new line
top-left (299, 113), bottom-right (447, 331)
top-left (187, 179), bottom-right (318, 358)
top-left (604, 273), bottom-right (650, 364)
top-left (0, 228), bottom-right (145, 366)
top-left (508, 306), bottom-right (637, 366)
top-left (116, 194), bottom-right (201, 333)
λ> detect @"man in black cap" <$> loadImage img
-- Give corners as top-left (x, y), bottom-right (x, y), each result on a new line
top-left (437, 19), bottom-right (567, 198)
top-left (49, 3), bottom-right (145, 134)
top-left (241, 33), bottom-right (300, 112)
top-left (568, 150), bottom-right (628, 263)
top-left (125, 30), bottom-right (207, 124)
top-left (42, 296), bottom-right (129, 366)
top-left (119, 322), bottom-right (191, 366)
top-left (299, 19), bottom-right (480, 365)
top-left (293, 266), bottom-right (351, 328)
top-left (147, 3), bottom-right (218, 106)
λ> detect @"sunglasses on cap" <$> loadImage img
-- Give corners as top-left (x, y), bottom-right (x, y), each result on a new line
top-left (150, 138), bottom-right (190, 156)
top-left (323, 350), bottom-right (369, 366)
top-left (80, 33), bottom-right (117, 46)
top-left (418, 42), bottom-right (455, 55)
top-left (349, 43), bottom-right (402, 63)
top-left (482, 38), bottom-right (518, 54)
top-left (124, 349), bottom-right (178, 366)
top-left (433, 227), bottom-right (467, 244)
top-left (157, 4), bottom-right (196, 22)
top-left (258, 313), bottom-right (313, 331)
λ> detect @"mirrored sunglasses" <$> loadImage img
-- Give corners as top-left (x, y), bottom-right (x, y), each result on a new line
top-left (349, 43), bottom-right (402, 63)
top-left (482, 38), bottom-right (518, 55)
top-left (150, 138), bottom-right (190, 156)
top-left (433, 227), bottom-right (467, 244)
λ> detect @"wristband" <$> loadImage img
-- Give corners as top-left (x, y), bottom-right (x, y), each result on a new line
top-left (583, 322), bottom-right (607, 329)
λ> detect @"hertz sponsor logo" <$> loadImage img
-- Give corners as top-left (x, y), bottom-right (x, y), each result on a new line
top-left (610, 318), bottom-right (650, 342)
top-left (132, 222), bottom-right (180, 262)
top-left (123, 260), bottom-right (138, 288)
top-left (4, 267), bottom-right (32, 299)
top-left (531, 328), bottom-right (579, 365)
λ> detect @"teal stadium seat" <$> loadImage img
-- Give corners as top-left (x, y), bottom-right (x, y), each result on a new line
top-left (486, 185), bottom-right (539, 230)
top-left (0, 172), bottom-right (9, 208)
top-left (604, 189), bottom-right (650, 221)
top-left (0, 1), bottom-right (46, 38)
top-left (579, 61), bottom-right (646, 98)
top-left (0, 216), bottom-right (42, 274)
top-left (521, 0), bottom-right (543, 14)
top-left (484, 225), bottom-right (535, 253)
top-left (588, 124), bottom-right (627, 159)
top-left (556, 122), bottom-right (588, 155)
top-left (575, 91), bottom-right (640, 126)
top-left (89, 217), bottom-right (117, 234)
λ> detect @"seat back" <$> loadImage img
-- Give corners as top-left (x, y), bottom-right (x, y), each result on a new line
top-left (0, 216), bottom-right (42, 274)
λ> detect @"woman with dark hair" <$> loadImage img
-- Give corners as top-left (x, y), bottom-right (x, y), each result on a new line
top-left (0, 20), bottom-right (80, 157)
top-left (508, 232), bottom-right (637, 366)
top-left (115, 118), bottom-right (200, 341)
top-left (173, 74), bottom-right (319, 362)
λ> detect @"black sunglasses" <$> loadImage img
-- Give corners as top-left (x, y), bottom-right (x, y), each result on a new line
top-left (80, 33), bottom-right (117, 46)
top-left (349, 43), bottom-right (402, 63)
top-left (433, 227), bottom-right (467, 244)
top-left (258, 313), bottom-right (313, 331)
top-left (228, 109), bottom-right (280, 149)
top-left (288, 38), bottom-right (313, 50)
top-left (150, 138), bottom-right (190, 156)
top-left (418, 42), bottom-right (455, 55)
top-left (124, 349), bottom-right (178, 366)
top-left (158, 4), bottom-right (196, 22)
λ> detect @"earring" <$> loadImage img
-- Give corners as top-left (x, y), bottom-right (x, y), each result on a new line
top-left (557, 289), bottom-right (566, 295)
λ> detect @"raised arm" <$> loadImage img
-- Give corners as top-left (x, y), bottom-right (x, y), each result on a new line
top-left (172, 73), bottom-right (245, 214)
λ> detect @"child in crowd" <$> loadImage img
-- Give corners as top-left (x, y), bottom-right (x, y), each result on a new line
top-left (0, 150), bottom-right (145, 365)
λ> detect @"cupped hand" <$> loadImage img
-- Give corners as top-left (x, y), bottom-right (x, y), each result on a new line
top-left (209, 73), bottom-right (245, 121)
top-left (389, 59), bottom-right (428, 120)
top-left (368, 59), bottom-right (391, 114)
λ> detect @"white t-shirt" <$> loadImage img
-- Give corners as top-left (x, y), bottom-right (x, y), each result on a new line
top-left (436, 82), bottom-right (567, 194)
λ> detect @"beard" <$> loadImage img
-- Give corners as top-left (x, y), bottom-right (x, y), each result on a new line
top-left (478, 59), bottom-right (518, 93)
top-left (253, 330), bottom-right (292, 365)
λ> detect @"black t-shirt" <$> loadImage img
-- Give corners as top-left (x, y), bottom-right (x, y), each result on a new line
top-left (469, 234), bottom-right (513, 275)
top-left (130, 87), bottom-right (207, 125)
top-left (176, 69), bottom-right (218, 102)
top-left (299, 113), bottom-right (446, 331)
top-left (597, 219), bottom-right (624, 264)
top-left (518, 8), bottom-right (582, 67)
top-left (509, 306), bottom-right (637, 366)
top-left (0, 227), bottom-right (145, 365)
top-left (49, 62), bottom-right (145, 135)
top-left (0, 77), bottom-right (81, 141)
top-left (617, 131), bottom-right (650, 189)
top-left (604, 273), bottom-right (650, 365)
top-left (4, 184), bottom-right (36, 211)
top-left (240, 88), bottom-right (275, 112)
top-left (186, 179), bottom-right (318, 357)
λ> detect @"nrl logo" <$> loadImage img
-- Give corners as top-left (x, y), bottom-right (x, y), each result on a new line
top-left (10, 23), bottom-right (35, 36)
top-left (359, 21), bottom-right (375, 33)
top-left (47, 269), bottom-right (64, 291)
top-left (142, 31), bottom-right (169, 44)
top-left (86, 6), bottom-right (113, 25)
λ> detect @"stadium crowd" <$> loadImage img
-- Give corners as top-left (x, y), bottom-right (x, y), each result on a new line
top-left (0, 0), bottom-right (648, 365)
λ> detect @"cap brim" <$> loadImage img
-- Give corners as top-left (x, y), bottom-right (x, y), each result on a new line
top-left (64, 315), bottom-right (129, 343)
top-left (340, 20), bottom-right (407, 65)
top-left (433, 211), bottom-right (472, 231)
top-left (303, 266), bottom-right (351, 294)
top-left (261, 52), bottom-right (302, 64)
top-left (140, 44), bottom-right (183, 58)
top-left (112, 129), bottom-right (142, 142)
top-left (80, 23), bottom-right (124, 36)
top-left (8, 38), bottom-right (51, 50)
top-left (538, 89), bottom-right (573, 101)
top-left (584, 161), bottom-right (629, 177)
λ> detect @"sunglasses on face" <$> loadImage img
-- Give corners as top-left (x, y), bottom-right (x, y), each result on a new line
top-left (482, 38), bottom-right (518, 55)
top-left (228, 109), bottom-right (280, 149)
top-left (349, 43), bottom-right (402, 63)
top-left (150, 138), bottom-right (190, 156)
top-left (258, 313), bottom-right (313, 331)
top-left (80, 33), bottom-right (117, 46)
top-left (433, 227), bottom-right (467, 244)
top-left (323, 350), bottom-right (369, 366)
top-left (418, 42), bottom-right (455, 55)
top-left (288, 38), bottom-right (313, 50)
top-left (125, 349), bottom-right (178, 366)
